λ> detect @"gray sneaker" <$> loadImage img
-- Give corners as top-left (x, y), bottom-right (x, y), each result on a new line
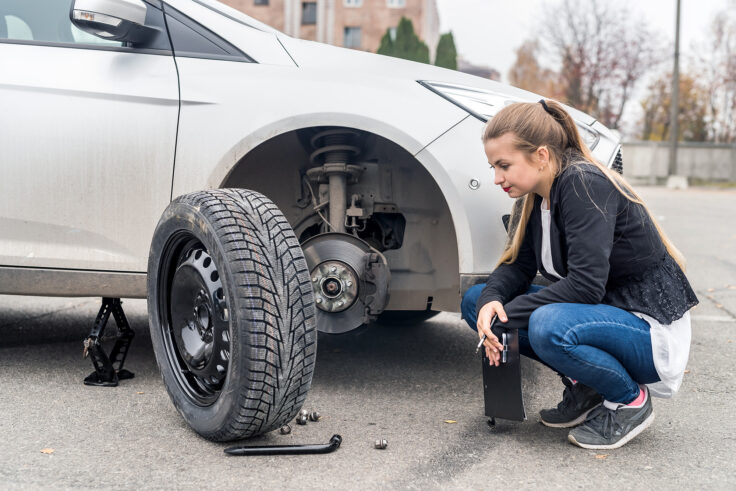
top-left (568, 388), bottom-right (655, 450)
top-left (540, 377), bottom-right (602, 428)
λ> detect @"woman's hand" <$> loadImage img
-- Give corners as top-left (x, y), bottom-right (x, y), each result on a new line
top-left (477, 301), bottom-right (508, 367)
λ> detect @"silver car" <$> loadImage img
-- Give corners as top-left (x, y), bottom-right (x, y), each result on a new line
top-left (0, 0), bottom-right (622, 440)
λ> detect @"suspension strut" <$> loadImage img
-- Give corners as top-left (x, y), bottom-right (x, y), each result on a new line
top-left (306, 129), bottom-right (362, 233)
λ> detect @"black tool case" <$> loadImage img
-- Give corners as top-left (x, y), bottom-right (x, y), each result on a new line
top-left (481, 327), bottom-right (526, 422)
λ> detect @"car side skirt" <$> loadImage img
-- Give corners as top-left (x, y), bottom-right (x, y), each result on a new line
top-left (0, 267), bottom-right (147, 298)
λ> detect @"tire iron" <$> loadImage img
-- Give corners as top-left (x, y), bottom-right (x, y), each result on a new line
top-left (224, 434), bottom-right (342, 456)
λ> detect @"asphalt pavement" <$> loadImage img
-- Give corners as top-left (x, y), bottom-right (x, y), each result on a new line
top-left (1, 186), bottom-right (735, 489)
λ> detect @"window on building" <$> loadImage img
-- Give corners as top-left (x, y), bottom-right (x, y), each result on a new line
top-left (344, 0), bottom-right (363, 6)
top-left (302, 2), bottom-right (317, 25)
top-left (343, 26), bottom-right (361, 49)
top-left (387, 0), bottom-right (406, 7)
top-left (254, 0), bottom-right (269, 5)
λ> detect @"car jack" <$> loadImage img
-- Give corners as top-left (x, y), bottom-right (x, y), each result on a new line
top-left (82, 297), bottom-right (135, 387)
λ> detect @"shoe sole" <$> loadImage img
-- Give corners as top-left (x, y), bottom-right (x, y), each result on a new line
top-left (540, 403), bottom-right (601, 429)
top-left (567, 411), bottom-right (656, 450)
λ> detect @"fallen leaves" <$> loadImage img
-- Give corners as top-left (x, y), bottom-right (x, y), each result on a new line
top-left (595, 454), bottom-right (608, 460)
top-left (707, 288), bottom-right (715, 292)
top-left (136, 392), bottom-right (144, 395)
top-left (684, 370), bottom-right (691, 374)
top-left (40, 448), bottom-right (54, 455)
top-left (444, 420), bottom-right (457, 424)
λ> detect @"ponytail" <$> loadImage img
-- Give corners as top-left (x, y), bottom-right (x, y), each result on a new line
top-left (484, 100), bottom-right (686, 272)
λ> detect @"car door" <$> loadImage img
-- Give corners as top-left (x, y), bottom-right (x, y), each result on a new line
top-left (0, 0), bottom-right (179, 273)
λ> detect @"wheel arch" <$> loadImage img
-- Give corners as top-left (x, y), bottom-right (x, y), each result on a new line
top-left (216, 115), bottom-right (471, 311)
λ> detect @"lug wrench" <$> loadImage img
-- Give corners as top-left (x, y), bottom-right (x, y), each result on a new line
top-left (224, 434), bottom-right (343, 456)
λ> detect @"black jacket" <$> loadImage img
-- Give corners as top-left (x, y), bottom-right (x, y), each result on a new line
top-left (476, 155), bottom-right (698, 330)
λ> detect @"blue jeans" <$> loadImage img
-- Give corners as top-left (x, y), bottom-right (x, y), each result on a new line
top-left (461, 284), bottom-right (660, 403)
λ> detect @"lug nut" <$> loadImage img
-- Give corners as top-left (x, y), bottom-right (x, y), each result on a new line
top-left (346, 281), bottom-right (352, 287)
top-left (299, 409), bottom-right (308, 417)
top-left (374, 439), bottom-right (388, 450)
top-left (312, 277), bottom-right (318, 282)
top-left (296, 414), bottom-right (308, 425)
top-left (316, 297), bottom-right (322, 304)
top-left (308, 411), bottom-right (321, 422)
top-left (279, 425), bottom-right (292, 435)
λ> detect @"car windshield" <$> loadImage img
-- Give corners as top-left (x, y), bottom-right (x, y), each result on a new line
top-left (191, 0), bottom-right (283, 35)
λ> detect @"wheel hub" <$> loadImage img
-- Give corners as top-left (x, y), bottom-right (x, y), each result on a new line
top-left (312, 260), bottom-right (358, 313)
top-left (179, 290), bottom-right (214, 368)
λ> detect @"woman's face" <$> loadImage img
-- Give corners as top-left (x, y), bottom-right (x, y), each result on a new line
top-left (484, 133), bottom-right (546, 199)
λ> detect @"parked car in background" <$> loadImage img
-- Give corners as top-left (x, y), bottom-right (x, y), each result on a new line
top-left (0, 0), bottom-right (622, 441)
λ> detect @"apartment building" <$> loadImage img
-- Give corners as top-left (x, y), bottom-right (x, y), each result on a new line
top-left (222, 0), bottom-right (440, 60)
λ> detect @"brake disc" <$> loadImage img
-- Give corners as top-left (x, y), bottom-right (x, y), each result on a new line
top-left (301, 233), bottom-right (389, 334)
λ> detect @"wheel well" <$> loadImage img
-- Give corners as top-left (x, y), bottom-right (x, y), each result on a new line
top-left (221, 127), bottom-right (461, 311)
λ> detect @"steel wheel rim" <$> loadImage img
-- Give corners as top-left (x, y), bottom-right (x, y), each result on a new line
top-left (158, 232), bottom-right (231, 407)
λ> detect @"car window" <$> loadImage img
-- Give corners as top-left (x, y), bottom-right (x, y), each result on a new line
top-left (0, 0), bottom-right (170, 52)
top-left (164, 6), bottom-right (253, 62)
top-left (0, 0), bottom-right (123, 46)
top-left (4, 15), bottom-right (32, 40)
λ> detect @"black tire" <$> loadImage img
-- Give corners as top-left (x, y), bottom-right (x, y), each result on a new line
top-left (147, 189), bottom-right (317, 441)
top-left (375, 310), bottom-right (439, 325)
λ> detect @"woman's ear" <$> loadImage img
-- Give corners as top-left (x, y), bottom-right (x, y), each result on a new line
top-left (536, 145), bottom-right (550, 167)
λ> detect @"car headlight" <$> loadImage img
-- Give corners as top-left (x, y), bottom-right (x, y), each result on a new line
top-left (419, 81), bottom-right (599, 150)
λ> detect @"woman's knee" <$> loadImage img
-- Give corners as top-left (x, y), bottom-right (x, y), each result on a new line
top-left (461, 284), bottom-right (486, 331)
top-left (528, 304), bottom-right (570, 353)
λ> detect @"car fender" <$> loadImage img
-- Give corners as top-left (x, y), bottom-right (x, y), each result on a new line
top-left (201, 111), bottom-right (467, 190)
top-left (170, 58), bottom-right (468, 199)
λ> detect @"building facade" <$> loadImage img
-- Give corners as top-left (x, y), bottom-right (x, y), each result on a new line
top-left (222, 0), bottom-right (440, 61)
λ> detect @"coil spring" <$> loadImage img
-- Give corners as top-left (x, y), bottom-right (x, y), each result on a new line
top-left (309, 129), bottom-right (360, 165)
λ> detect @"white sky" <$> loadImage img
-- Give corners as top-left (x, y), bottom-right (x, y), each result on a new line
top-left (435, 0), bottom-right (732, 80)
top-left (434, 0), bottom-right (732, 134)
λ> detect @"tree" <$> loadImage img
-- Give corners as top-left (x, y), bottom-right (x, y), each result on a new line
top-left (639, 72), bottom-right (709, 142)
top-left (540, 0), bottom-right (662, 129)
top-left (692, 3), bottom-right (736, 143)
top-left (435, 32), bottom-right (457, 70)
top-left (376, 17), bottom-right (430, 64)
top-left (507, 39), bottom-right (566, 100)
top-left (377, 30), bottom-right (395, 58)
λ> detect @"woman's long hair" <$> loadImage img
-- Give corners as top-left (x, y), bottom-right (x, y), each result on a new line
top-left (484, 100), bottom-right (686, 271)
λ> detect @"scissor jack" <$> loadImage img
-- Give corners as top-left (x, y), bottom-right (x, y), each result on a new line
top-left (82, 297), bottom-right (135, 387)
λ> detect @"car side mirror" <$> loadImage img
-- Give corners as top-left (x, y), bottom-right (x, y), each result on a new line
top-left (70, 0), bottom-right (156, 44)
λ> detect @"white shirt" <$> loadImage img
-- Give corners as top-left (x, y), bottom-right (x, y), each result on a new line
top-left (539, 198), bottom-right (690, 398)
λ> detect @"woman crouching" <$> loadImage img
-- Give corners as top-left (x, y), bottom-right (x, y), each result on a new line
top-left (461, 100), bottom-right (698, 449)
